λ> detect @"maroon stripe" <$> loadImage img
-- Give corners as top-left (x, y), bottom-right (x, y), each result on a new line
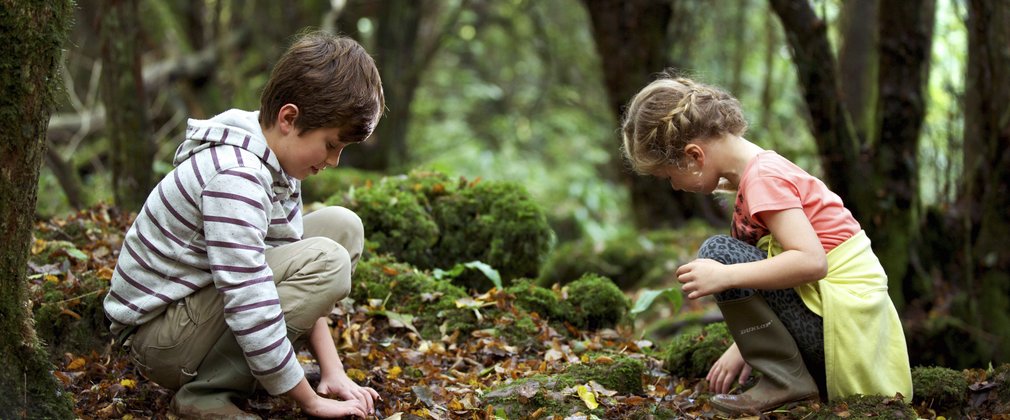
top-left (136, 229), bottom-right (210, 274)
top-left (234, 145), bottom-right (244, 166)
top-left (115, 265), bottom-right (174, 303)
top-left (262, 148), bottom-right (271, 163)
top-left (110, 291), bottom-right (149, 315)
top-left (206, 240), bottom-right (264, 252)
top-left (211, 263), bottom-right (268, 273)
top-left (233, 312), bottom-right (284, 336)
top-left (270, 217), bottom-right (287, 225)
top-left (251, 347), bottom-right (294, 376)
top-left (173, 170), bottom-right (199, 210)
top-left (221, 169), bottom-right (263, 187)
top-left (219, 275), bottom-right (272, 292)
top-left (225, 298), bottom-right (280, 313)
top-left (204, 215), bottom-right (265, 232)
top-left (286, 205), bottom-right (299, 221)
top-left (159, 184), bottom-right (199, 232)
top-left (220, 127), bottom-right (229, 144)
top-left (211, 146), bottom-right (221, 172)
top-left (242, 135), bottom-right (250, 149)
top-left (266, 236), bottom-right (299, 243)
top-left (124, 241), bottom-right (202, 290)
top-left (144, 206), bottom-right (186, 248)
top-left (190, 156), bottom-right (205, 188)
top-left (202, 127), bottom-right (211, 141)
top-left (203, 190), bottom-right (265, 211)
top-left (245, 336), bottom-right (285, 357)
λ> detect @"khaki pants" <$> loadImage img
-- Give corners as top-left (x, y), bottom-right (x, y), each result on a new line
top-left (128, 206), bottom-right (363, 394)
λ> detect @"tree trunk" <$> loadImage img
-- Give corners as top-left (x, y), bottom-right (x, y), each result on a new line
top-left (99, 0), bottom-right (156, 212)
top-left (583, 0), bottom-right (728, 230)
top-left (0, 1), bottom-right (76, 417)
top-left (872, 0), bottom-right (934, 308)
top-left (837, 0), bottom-right (878, 140)
top-left (958, 0), bottom-right (1010, 363)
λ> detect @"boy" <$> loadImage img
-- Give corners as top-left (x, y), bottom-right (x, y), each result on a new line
top-left (103, 31), bottom-right (384, 418)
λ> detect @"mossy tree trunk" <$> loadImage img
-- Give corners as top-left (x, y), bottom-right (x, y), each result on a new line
top-left (582, 0), bottom-right (729, 230)
top-left (837, 0), bottom-right (878, 141)
top-left (100, 0), bottom-right (155, 212)
top-left (770, 0), bottom-right (934, 308)
top-left (956, 0), bottom-right (1010, 364)
top-left (0, 1), bottom-right (76, 417)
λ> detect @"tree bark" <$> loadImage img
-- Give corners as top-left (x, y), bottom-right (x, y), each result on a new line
top-left (583, 0), bottom-right (728, 229)
top-left (0, 1), bottom-right (76, 417)
top-left (958, 0), bottom-right (1010, 363)
top-left (99, 0), bottom-right (156, 212)
top-left (837, 0), bottom-right (878, 140)
top-left (872, 0), bottom-right (934, 307)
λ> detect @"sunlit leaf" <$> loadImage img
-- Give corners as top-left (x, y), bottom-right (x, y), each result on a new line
top-left (387, 366), bottom-right (402, 379)
top-left (66, 357), bottom-right (86, 371)
top-left (577, 385), bottom-right (599, 409)
top-left (629, 287), bottom-right (683, 316)
top-left (120, 379), bottom-right (137, 389)
top-left (346, 368), bottom-right (367, 382)
top-left (462, 261), bottom-right (502, 290)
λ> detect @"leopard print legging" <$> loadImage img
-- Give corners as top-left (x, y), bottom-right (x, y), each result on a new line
top-left (698, 234), bottom-right (827, 396)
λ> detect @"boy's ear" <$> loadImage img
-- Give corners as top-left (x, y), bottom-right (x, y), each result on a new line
top-left (277, 104), bottom-right (299, 135)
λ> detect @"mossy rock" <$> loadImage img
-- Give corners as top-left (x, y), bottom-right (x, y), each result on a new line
top-left (505, 279), bottom-right (573, 322)
top-left (483, 353), bottom-right (644, 418)
top-left (350, 256), bottom-right (475, 339)
top-left (330, 170), bottom-right (554, 291)
top-left (811, 394), bottom-right (917, 419)
top-left (565, 274), bottom-right (630, 330)
top-left (663, 322), bottom-right (733, 379)
top-left (538, 229), bottom-right (691, 290)
top-left (911, 366), bottom-right (966, 415)
top-left (300, 167), bottom-right (382, 204)
top-left (30, 271), bottom-right (111, 356)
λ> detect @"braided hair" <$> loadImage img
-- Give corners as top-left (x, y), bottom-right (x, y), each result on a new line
top-left (621, 72), bottom-right (747, 175)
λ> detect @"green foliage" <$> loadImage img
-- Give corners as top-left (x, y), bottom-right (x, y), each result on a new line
top-left (563, 353), bottom-right (645, 395)
top-left (539, 227), bottom-right (709, 290)
top-left (911, 366), bottom-right (967, 415)
top-left (630, 287), bottom-right (683, 318)
top-left (505, 279), bottom-right (571, 322)
top-left (331, 170), bottom-right (554, 291)
top-left (663, 323), bottom-right (733, 380)
top-left (565, 274), bottom-right (630, 330)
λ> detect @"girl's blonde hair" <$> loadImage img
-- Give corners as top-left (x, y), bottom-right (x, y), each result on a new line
top-left (621, 73), bottom-right (747, 175)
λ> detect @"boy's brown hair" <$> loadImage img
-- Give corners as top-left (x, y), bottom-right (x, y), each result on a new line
top-left (259, 31), bottom-right (384, 143)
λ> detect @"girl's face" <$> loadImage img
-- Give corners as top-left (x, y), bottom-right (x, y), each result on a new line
top-left (653, 156), bottom-right (721, 195)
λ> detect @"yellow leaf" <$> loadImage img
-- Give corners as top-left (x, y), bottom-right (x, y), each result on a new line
top-left (382, 266), bottom-right (399, 276)
top-left (577, 385), bottom-right (599, 410)
top-left (448, 399), bottom-right (464, 411)
top-left (387, 365), bottom-right (402, 379)
top-left (346, 368), bottom-right (367, 382)
top-left (31, 239), bottom-right (46, 255)
top-left (97, 266), bottom-right (114, 281)
top-left (66, 357), bottom-right (86, 371)
top-left (45, 274), bottom-right (59, 283)
top-left (120, 379), bottom-right (137, 389)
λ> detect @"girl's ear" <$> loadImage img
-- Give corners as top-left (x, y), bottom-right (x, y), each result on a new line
top-left (277, 104), bottom-right (299, 135)
top-left (684, 143), bottom-right (705, 167)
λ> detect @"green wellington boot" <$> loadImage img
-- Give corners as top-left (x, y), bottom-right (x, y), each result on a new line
top-left (710, 293), bottom-right (819, 415)
top-left (170, 332), bottom-right (260, 420)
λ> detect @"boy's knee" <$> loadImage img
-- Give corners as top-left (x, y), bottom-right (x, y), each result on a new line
top-left (698, 235), bottom-right (735, 260)
top-left (307, 206), bottom-right (364, 258)
top-left (311, 238), bottom-right (353, 302)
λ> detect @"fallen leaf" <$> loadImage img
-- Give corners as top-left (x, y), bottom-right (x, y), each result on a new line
top-left (577, 385), bottom-right (598, 410)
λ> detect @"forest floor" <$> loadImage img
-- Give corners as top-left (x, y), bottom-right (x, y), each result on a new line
top-left (30, 206), bottom-right (1008, 419)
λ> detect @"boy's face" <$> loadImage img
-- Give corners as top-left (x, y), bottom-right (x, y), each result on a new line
top-left (276, 126), bottom-right (346, 180)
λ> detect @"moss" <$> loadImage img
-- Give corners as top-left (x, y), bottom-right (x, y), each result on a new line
top-left (994, 363), bottom-right (1010, 403)
top-left (663, 322), bottom-right (733, 379)
top-left (538, 228), bottom-right (694, 290)
top-left (564, 274), bottom-right (630, 330)
top-left (497, 314), bottom-right (540, 348)
top-left (811, 394), bottom-right (918, 419)
top-left (482, 353), bottom-right (644, 418)
top-left (330, 170), bottom-right (554, 291)
top-left (506, 279), bottom-right (573, 322)
top-left (350, 256), bottom-right (476, 338)
top-left (911, 366), bottom-right (967, 414)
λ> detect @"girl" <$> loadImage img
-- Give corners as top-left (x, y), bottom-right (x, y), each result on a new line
top-left (620, 74), bottom-right (911, 415)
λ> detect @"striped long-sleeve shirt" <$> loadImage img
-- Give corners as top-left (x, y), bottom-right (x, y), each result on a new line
top-left (104, 109), bottom-right (305, 395)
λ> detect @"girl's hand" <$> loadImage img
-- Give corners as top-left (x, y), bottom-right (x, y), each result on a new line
top-left (706, 343), bottom-right (752, 394)
top-left (676, 258), bottom-right (732, 299)
top-left (317, 373), bottom-right (379, 416)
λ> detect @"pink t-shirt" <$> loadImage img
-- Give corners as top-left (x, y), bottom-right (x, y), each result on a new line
top-left (731, 151), bottom-right (860, 253)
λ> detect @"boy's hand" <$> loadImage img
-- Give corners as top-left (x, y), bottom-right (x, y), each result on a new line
top-left (302, 398), bottom-right (368, 419)
top-left (318, 373), bottom-right (379, 416)
top-left (676, 258), bottom-right (732, 299)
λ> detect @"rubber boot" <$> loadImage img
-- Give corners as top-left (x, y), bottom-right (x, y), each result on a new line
top-left (170, 331), bottom-right (260, 420)
top-left (710, 293), bottom-right (819, 415)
